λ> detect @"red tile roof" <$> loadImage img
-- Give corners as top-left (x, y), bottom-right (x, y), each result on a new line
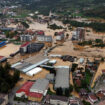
top-left (21, 42), bottom-right (30, 47)
top-left (89, 94), bottom-right (97, 100)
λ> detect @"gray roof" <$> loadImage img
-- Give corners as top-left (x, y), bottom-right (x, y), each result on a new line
top-left (46, 74), bottom-right (54, 80)
top-left (55, 68), bottom-right (70, 89)
top-left (30, 79), bottom-right (49, 92)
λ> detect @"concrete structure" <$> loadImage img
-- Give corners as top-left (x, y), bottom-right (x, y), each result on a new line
top-left (55, 67), bottom-right (70, 91)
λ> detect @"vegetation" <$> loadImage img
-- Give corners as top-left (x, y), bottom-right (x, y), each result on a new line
top-left (0, 63), bottom-right (20, 93)
top-left (48, 24), bottom-right (63, 30)
top-left (63, 20), bottom-right (105, 32)
top-left (71, 63), bottom-right (78, 72)
top-left (21, 22), bottom-right (29, 29)
top-left (82, 100), bottom-right (91, 105)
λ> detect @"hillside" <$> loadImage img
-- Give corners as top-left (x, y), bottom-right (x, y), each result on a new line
top-left (1, 0), bottom-right (105, 18)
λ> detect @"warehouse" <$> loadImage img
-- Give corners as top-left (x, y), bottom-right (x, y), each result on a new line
top-left (16, 81), bottom-right (43, 102)
top-left (11, 54), bottom-right (49, 73)
top-left (26, 67), bottom-right (42, 76)
top-left (54, 67), bottom-right (70, 91)
top-left (30, 78), bottom-right (49, 96)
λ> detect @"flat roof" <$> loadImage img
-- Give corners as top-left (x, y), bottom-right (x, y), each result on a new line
top-left (30, 79), bottom-right (49, 93)
top-left (55, 68), bottom-right (70, 89)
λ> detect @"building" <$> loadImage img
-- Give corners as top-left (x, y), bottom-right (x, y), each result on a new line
top-left (72, 27), bottom-right (85, 41)
top-left (46, 74), bottom-right (54, 83)
top-left (20, 42), bottom-right (44, 55)
top-left (49, 95), bottom-right (69, 105)
top-left (20, 34), bottom-right (34, 42)
top-left (0, 56), bottom-right (7, 63)
top-left (54, 67), bottom-right (70, 91)
top-left (16, 79), bottom-right (49, 102)
top-left (88, 94), bottom-right (98, 104)
top-left (36, 36), bottom-right (52, 47)
top-left (35, 30), bottom-right (45, 36)
top-left (30, 79), bottom-right (49, 96)
top-left (55, 32), bottom-right (64, 41)
top-left (20, 42), bottom-right (30, 55)
top-left (0, 94), bottom-right (8, 105)
top-left (27, 43), bottom-right (44, 53)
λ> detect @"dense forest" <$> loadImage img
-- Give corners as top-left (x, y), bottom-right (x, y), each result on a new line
top-left (1, 0), bottom-right (105, 18)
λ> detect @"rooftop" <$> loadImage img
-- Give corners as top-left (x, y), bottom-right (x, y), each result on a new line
top-left (55, 68), bottom-right (70, 89)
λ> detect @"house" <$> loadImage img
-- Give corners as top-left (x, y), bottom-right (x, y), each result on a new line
top-left (35, 30), bottom-right (45, 36)
top-left (54, 67), bottom-right (70, 91)
top-left (36, 35), bottom-right (52, 47)
top-left (55, 31), bottom-right (64, 41)
top-left (96, 92), bottom-right (104, 100)
top-left (88, 94), bottom-right (98, 104)
top-left (0, 94), bottom-right (8, 105)
top-left (50, 95), bottom-right (69, 105)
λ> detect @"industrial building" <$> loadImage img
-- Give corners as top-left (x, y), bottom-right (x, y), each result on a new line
top-left (20, 42), bottom-right (44, 55)
top-left (11, 54), bottom-right (49, 74)
top-left (16, 79), bottom-right (49, 102)
top-left (54, 67), bottom-right (70, 91)
top-left (30, 79), bottom-right (49, 96)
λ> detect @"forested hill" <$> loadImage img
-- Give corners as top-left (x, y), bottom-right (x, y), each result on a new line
top-left (1, 0), bottom-right (105, 18)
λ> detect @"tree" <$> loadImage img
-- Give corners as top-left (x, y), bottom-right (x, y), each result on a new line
top-left (82, 100), bottom-right (91, 105)
top-left (101, 57), bottom-right (104, 62)
top-left (13, 71), bottom-right (20, 83)
top-left (21, 22), bottom-right (29, 29)
top-left (56, 87), bottom-right (63, 96)
top-left (65, 88), bottom-right (70, 97)
top-left (69, 85), bottom-right (73, 93)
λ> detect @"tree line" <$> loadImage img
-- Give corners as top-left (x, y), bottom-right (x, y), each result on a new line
top-left (0, 62), bottom-right (20, 93)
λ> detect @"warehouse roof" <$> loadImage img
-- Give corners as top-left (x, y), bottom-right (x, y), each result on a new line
top-left (16, 81), bottom-right (34, 95)
top-left (55, 68), bottom-right (70, 89)
top-left (30, 79), bottom-right (49, 93)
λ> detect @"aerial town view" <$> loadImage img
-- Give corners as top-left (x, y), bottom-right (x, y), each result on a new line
top-left (1, 0), bottom-right (105, 105)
